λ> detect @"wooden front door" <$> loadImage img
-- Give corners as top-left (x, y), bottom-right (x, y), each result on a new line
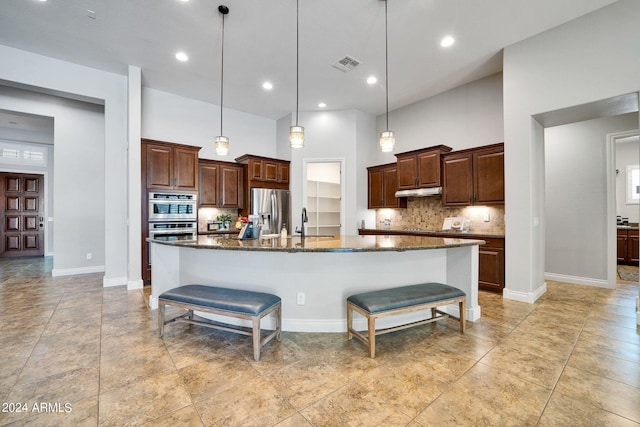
top-left (0, 173), bottom-right (45, 257)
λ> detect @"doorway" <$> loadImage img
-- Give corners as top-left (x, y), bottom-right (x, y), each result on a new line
top-left (537, 93), bottom-right (639, 290)
top-left (304, 160), bottom-right (344, 236)
top-left (0, 172), bottom-right (45, 257)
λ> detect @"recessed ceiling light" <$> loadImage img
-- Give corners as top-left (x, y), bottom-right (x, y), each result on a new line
top-left (262, 82), bottom-right (273, 90)
top-left (366, 76), bottom-right (377, 85)
top-left (175, 52), bottom-right (189, 62)
top-left (318, 102), bottom-right (327, 108)
top-left (440, 36), bottom-right (455, 48)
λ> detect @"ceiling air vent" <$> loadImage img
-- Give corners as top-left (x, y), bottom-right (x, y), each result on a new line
top-left (332, 55), bottom-right (361, 72)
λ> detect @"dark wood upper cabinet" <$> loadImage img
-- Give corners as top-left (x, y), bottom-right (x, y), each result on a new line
top-left (235, 154), bottom-right (290, 216)
top-left (143, 139), bottom-right (200, 191)
top-left (443, 143), bottom-right (504, 206)
top-left (198, 162), bottom-right (219, 206)
top-left (173, 147), bottom-right (199, 190)
top-left (474, 146), bottom-right (504, 205)
top-left (367, 163), bottom-right (407, 209)
top-left (235, 154), bottom-right (290, 186)
top-left (395, 145), bottom-right (452, 190)
top-left (198, 159), bottom-right (244, 208)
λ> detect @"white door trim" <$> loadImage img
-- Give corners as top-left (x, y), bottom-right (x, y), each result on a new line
top-left (606, 128), bottom-right (639, 289)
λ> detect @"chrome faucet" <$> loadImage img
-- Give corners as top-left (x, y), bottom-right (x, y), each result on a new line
top-left (295, 207), bottom-right (308, 238)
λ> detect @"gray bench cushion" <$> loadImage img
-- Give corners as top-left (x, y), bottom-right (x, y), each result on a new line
top-left (347, 283), bottom-right (465, 314)
top-left (159, 285), bottom-right (281, 316)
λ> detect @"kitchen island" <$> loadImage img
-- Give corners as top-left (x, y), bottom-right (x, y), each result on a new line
top-left (148, 234), bottom-right (484, 332)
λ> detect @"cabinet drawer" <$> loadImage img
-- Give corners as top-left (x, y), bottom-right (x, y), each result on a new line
top-left (481, 237), bottom-right (504, 249)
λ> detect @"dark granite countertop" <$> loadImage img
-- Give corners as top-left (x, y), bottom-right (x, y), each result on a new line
top-left (359, 228), bottom-right (505, 239)
top-left (148, 234), bottom-right (485, 253)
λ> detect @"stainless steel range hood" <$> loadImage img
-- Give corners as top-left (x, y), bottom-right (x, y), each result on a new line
top-left (395, 187), bottom-right (442, 198)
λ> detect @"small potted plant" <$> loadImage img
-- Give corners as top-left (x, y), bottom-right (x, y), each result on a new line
top-left (216, 214), bottom-right (233, 230)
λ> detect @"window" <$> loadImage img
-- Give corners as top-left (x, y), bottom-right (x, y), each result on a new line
top-left (0, 142), bottom-right (47, 166)
top-left (627, 165), bottom-right (640, 204)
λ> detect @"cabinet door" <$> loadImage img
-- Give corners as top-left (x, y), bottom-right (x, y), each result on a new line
top-left (173, 147), bottom-right (198, 190)
top-left (220, 165), bottom-right (243, 208)
top-left (199, 163), bottom-right (219, 206)
top-left (417, 151), bottom-right (441, 187)
top-left (383, 166), bottom-right (400, 207)
top-left (278, 162), bottom-right (289, 183)
top-left (249, 160), bottom-right (263, 180)
top-left (629, 230), bottom-right (639, 263)
top-left (396, 155), bottom-right (417, 190)
top-left (368, 169), bottom-right (384, 209)
top-left (474, 148), bottom-right (504, 204)
top-left (617, 230), bottom-right (628, 262)
top-left (263, 160), bottom-right (279, 181)
top-left (443, 154), bottom-right (473, 206)
top-left (146, 144), bottom-right (173, 189)
top-left (478, 247), bottom-right (504, 291)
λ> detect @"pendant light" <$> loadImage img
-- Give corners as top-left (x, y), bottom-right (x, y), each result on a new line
top-left (379, 0), bottom-right (395, 153)
top-left (214, 5), bottom-right (230, 156)
top-left (289, 0), bottom-right (304, 148)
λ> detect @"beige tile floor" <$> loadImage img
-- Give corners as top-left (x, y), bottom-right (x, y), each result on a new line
top-left (0, 256), bottom-right (638, 426)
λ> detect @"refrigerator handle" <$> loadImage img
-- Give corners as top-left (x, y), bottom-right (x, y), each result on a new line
top-left (271, 192), bottom-right (278, 232)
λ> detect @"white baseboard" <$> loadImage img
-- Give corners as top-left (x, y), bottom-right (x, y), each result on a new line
top-left (52, 265), bottom-right (105, 277)
top-left (544, 272), bottom-right (610, 288)
top-left (127, 279), bottom-right (144, 290)
top-left (103, 276), bottom-right (128, 287)
top-left (503, 282), bottom-right (547, 304)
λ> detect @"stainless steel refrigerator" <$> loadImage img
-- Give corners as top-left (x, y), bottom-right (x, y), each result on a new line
top-left (250, 188), bottom-right (291, 235)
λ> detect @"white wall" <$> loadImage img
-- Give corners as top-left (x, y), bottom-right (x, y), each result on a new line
top-left (371, 72), bottom-right (504, 166)
top-left (142, 88), bottom-right (276, 160)
top-left (616, 138), bottom-right (640, 223)
top-left (545, 113), bottom-right (638, 283)
top-left (0, 44), bottom-right (128, 284)
top-left (281, 109), bottom-right (372, 234)
top-left (503, 0), bottom-right (640, 301)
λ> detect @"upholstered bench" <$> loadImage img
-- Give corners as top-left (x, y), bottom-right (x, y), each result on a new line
top-left (158, 285), bottom-right (282, 361)
top-left (347, 283), bottom-right (466, 358)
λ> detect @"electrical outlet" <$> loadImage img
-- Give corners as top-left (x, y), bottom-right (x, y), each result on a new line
top-left (86, 252), bottom-right (92, 260)
top-left (483, 213), bottom-right (490, 222)
top-left (296, 292), bottom-right (305, 305)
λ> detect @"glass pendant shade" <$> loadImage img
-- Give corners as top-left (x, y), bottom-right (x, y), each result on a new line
top-left (214, 135), bottom-right (230, 156)
top-left (379, 130), bottom-right (395, 152)
top-left (289, 125), bottom-right (305, 148)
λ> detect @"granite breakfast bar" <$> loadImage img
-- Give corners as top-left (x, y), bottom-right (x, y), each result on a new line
top-left (148, 234), bottom-right (484, 332)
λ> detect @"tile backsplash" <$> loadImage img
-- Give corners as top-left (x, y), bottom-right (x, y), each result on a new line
top-left (374, 196), bottom-right (505, 234)
top-left (197, 207), bottom-right (239, 233)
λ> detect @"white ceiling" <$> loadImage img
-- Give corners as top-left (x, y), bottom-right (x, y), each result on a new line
top-left (0, 0), bottom-right (620, 123)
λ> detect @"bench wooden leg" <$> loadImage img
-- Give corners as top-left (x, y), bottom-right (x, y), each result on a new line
top-left (347, 302), bottom-right (353, 340)
top-left (368, 314), bottom-right (376, 358)
top-left (252, 316), bottom-right (261, 362)
top-left (459, 299), bottom-right (466, 332)
top-left (276, 304), bottom-right (282, 341)
top-left (158, 302), bottom-right (165, 338)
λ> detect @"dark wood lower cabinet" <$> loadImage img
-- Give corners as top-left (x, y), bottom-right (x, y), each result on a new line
top-left (618, 228), bottom-right (639, 265)
top-left (358, 229), bottom-right (505, 292)
top-left (477, 238), bottom-right (505, 292)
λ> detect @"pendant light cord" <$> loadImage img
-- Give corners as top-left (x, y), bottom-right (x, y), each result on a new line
top-left (220, 11), bottom-right (225, 136)
top-left (384, 0), bottom-right (389, 131)
top-left (295, 0), bottom-right (300, 127)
